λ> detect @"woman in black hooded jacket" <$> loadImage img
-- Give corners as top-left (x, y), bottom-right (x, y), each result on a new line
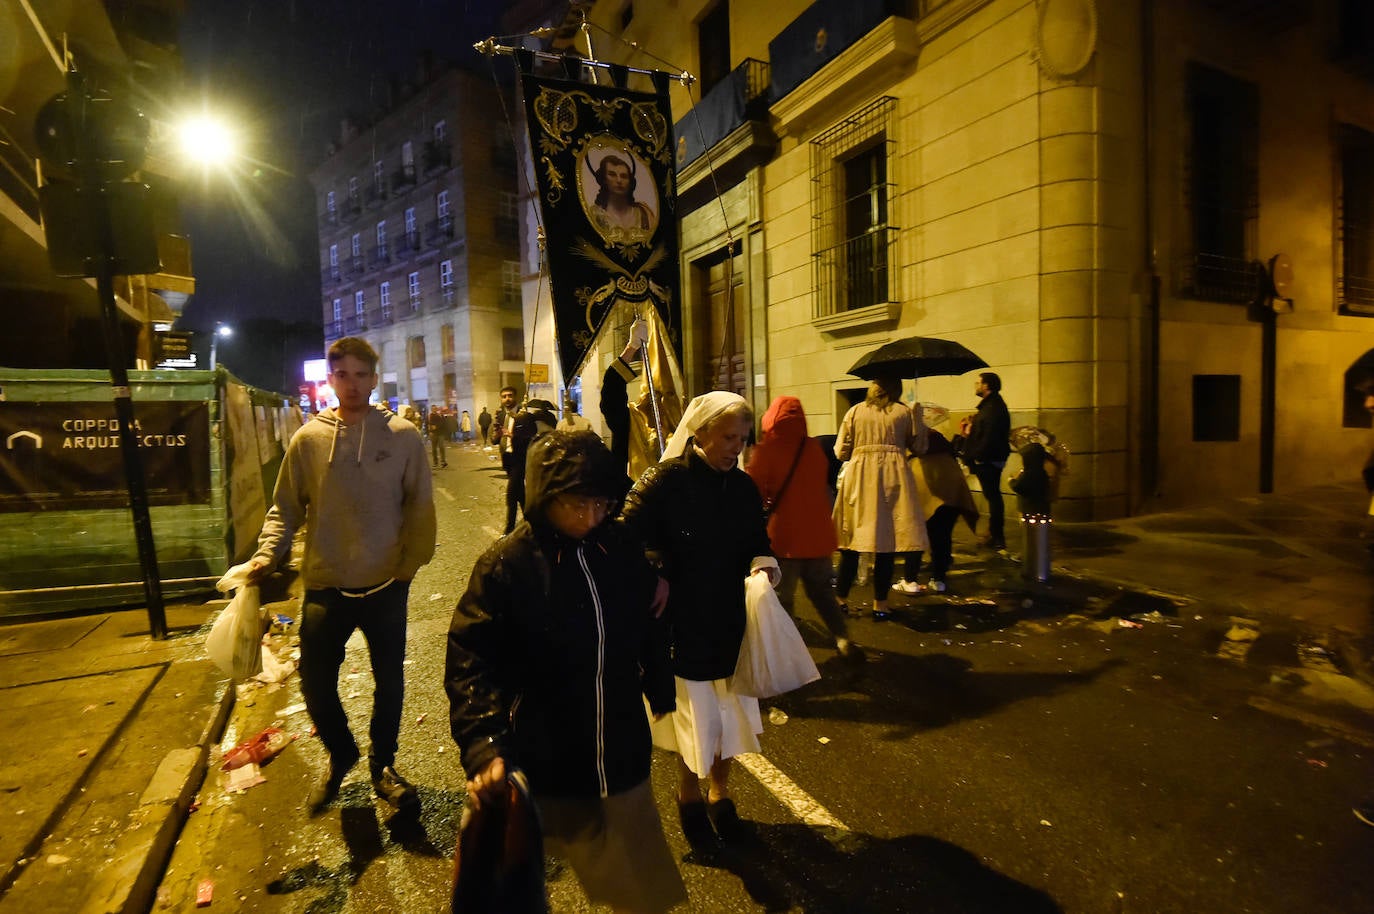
top-left (446, 430), bottom-right (685, 913)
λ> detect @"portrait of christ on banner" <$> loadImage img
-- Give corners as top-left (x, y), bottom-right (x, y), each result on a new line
top-left (578, 135), bottom-right (659, 245)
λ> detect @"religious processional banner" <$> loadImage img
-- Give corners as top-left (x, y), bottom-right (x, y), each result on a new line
top-left (517, 53), bottom-right (683, 382)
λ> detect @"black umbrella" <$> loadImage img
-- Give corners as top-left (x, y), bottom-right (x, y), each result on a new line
top-left (847, 335), bottom-right (988, 380)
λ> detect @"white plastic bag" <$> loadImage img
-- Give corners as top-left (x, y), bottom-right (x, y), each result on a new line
top-left (731, 573), bottom-right (820, 698)
top-left (207, 562), bottom-right (264, 679)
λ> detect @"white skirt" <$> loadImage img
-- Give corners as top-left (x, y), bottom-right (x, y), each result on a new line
top-left (649, 676), bottom-right (762, 778)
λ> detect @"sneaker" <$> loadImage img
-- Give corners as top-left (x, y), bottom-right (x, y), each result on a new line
top-left (371, 764), bottom-right (420, 808)
top-left (308, 748), bottom-right (359, 815)
top-left (1355, 799), bottom-right (1374, 827)
top-left (928, 580), bottom-right (947, 593)
top-left (891, 579), bottom-right (923, 595)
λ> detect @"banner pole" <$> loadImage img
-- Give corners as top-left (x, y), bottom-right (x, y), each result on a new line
top-left (637, 307), bottom-right (667, 458)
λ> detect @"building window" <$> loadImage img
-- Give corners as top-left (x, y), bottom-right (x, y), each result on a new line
top-left (326, 190), bottom-right (337, 219)
top-left (1338, 123), bottom-right (1374, 316)
top-left (405, 207), bottom-right (417, 234)
top-left (380, 281), bottom-right (392, 313)
top-left (348, 175), bottom-right (359, 200)
top-left (497, 191), bottom-right (519, 241)
top-left (329, 243), bottom-right (339, 268)
top-left (441, 324), bottom-right (456, 363)
top-left (408, 270), bottom-right (421, 300)
top-left (354, 290), bottom-right (365, 315)
top-left (332, 298), bottom-right (342, 322)
top-left (437, 189), bottom-right (450, 220)
top-left (408, 335), bottom-right (426, 369)
top-left (434, 119), bottom-right (447, 143)
top-left (439, 259), bottom-right (454, 289)
top-left (373, 159), bottom-right (385, 192)
top-left (376, 219), bottom-right (388, 259)
top-left (402, 140), bottom-right (414, 170)
top-left (1181, 63), bottom-right (1259, 303)
top-left (697, 1), bottom-right (731, 97)
top-left (351, 233), bottom-right (361, 258)
top-left (502, 260), bottom-right (521, 309)
top-left (503, 327), bottom-right (524, 361)
top-left (1192, 375), bottom-right (1241, 442)
top-left (810, 97), bottom-right (898, 318)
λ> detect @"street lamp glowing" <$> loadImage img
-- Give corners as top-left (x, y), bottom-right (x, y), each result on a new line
top-left (178, 116), bottom-right (237, 166)
top-left (210, 321), bottom-right (233, 370)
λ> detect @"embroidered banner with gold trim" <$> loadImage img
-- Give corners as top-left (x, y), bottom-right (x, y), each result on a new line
top-left (517, 55), bottom-right (682, 382)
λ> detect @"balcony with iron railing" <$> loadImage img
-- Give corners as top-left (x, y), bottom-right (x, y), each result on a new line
top-left (372, 243), bottom-right (390, 266)
top-left (371, 305), bottom-right (395, 327)
top-left (425, 216), bottom-right (456, 246)
top-left (391, 165), bottom-right (418, 193)
top-left (424, 141), bottom-right (453, 174)
top-left (405, 294), bottom-right (423, 318)
top-left (812, 226), bottom-right (899, 320)
top-left (325, 319), bottom-right (346, 340)
top-left (341, 194), bottom-right (362, 220)
top-left (770, 0), bottom-right (911, 102)
top-left (346, 255), bottom-right (366, 276)
top-left (344, 313), bottom-right (368, 334)
top-left (673, 58), bottom-right (772, 171)
top-left (322, 266), bottom-right (343, 286)
top-left (365, 181), bottom-right (388, 208)
top-left (395, 231), bottom-right (423, 259)
top-left (432, 286), bottom-right (457, 311)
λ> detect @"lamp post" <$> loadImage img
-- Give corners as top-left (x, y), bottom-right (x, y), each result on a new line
top-left (209, 322), bottom-right (232, 370)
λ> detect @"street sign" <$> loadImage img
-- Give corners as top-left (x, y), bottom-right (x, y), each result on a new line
top-left (154, 331), bottom-right (195, 369)
top-left (527, 363), bottom-right (549, 383)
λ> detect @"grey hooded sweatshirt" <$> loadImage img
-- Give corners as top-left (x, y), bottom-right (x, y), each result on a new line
top-left (253, 405), bottom-right (436, 589)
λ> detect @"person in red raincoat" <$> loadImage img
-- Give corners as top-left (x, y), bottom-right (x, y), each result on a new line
top-left (747, 396), bottom-right (865, 662)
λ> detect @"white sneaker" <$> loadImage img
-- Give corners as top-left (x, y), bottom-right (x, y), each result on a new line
top-left (891, 579), bottom-right (923, 595)
top-left (928, 580), bottom-right (947, 593)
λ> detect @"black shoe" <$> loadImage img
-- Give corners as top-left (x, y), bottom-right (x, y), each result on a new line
top-left (308, 749), bottom-right (359, 815)
top-left (707, 797), bottom-right (747, 841)
top-left (371, 764), bottom-right (419, 808)
top-left (678, 800), bottom-right (718, 847)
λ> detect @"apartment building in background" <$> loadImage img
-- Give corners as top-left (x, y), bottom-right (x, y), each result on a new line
top-left (505, 0), bottom-right (1374, 519)
top-left (312, 62), bottom-right (525, 418)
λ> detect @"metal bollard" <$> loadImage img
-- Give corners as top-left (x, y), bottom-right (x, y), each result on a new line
top-left (1021, 514), bottom-right (1052, 582)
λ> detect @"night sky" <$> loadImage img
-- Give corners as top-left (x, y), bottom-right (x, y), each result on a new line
top-left (176, 0), bottom-right (512, 334)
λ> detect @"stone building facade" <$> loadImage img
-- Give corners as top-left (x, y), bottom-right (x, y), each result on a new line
top-left (313, 64), bottom-right (525, 419)
top-left (512, 0), bottom-right (1374, 519)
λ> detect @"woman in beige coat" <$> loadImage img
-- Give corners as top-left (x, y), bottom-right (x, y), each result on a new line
top-left (832, 375), bottom-right (929, 617)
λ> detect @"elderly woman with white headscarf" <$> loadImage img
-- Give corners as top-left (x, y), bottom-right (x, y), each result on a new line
top-left (620, 391), bottom-right (778, 850)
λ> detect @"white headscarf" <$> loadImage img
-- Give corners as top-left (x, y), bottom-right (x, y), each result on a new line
top-left (661, 391), bottom-right (748, 461)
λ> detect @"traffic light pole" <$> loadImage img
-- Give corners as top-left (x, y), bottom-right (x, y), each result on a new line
top-left (69, 73), bottom-right (168, 639)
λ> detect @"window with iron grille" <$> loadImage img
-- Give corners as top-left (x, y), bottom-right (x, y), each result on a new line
top-left (1179, 63), bottom-right (1260, 303)
top-left (811, 97), bottom-right (899, 318)
top-left (502, 260), bottom-right (522, 309)
top-left (1338, 123), bottom-right (1374, 316)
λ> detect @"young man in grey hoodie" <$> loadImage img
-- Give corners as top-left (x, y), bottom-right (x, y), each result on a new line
top-left (248, 336), bottom-right (436, 814)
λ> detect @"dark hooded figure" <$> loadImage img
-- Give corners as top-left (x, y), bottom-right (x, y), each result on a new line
top-left (446, 430), bottom-right (686, 914)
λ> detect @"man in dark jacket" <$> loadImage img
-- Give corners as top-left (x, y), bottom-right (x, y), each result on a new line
top-left (958, 371), bottom-right (1012, 549)
top-left (447, 430), bottom-right (685, 912)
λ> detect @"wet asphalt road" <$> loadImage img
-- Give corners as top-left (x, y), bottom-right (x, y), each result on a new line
top-left (156, 443), bottom-right (1374, 913)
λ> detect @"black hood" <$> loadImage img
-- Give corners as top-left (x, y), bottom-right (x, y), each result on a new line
top-left (523, 429), bottom-right (626, 522)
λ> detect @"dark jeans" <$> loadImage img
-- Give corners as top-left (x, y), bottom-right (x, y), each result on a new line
top-left (299, 579), bottom-right (410, 771)
top-left (837, 550), bottom-right (895, 600)
top-left (505, 471), bottom-right (525, 533)
top-left (431, 435), bottom-right (447, 467)
top-left (903, 504), bottom-right (960, 582)
top-left (971, 461), bottom-right (1006, 544)
top-left (777, 557), bottom-right (849, 641)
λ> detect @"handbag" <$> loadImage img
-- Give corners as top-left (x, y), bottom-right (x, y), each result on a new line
top-left (452, 769), bottom-right (547, 913)
top-left (761, 437), bottom-right (807, 521)
top-left (731, 573), bottom-right (821, 698)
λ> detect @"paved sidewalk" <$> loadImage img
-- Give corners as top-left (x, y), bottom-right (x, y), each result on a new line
top-left (0, 472), bottom-right (1369, 911)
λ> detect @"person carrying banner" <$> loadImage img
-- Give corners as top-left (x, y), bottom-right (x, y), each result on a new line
top-left (247, 336), bottom-right (435, 815)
